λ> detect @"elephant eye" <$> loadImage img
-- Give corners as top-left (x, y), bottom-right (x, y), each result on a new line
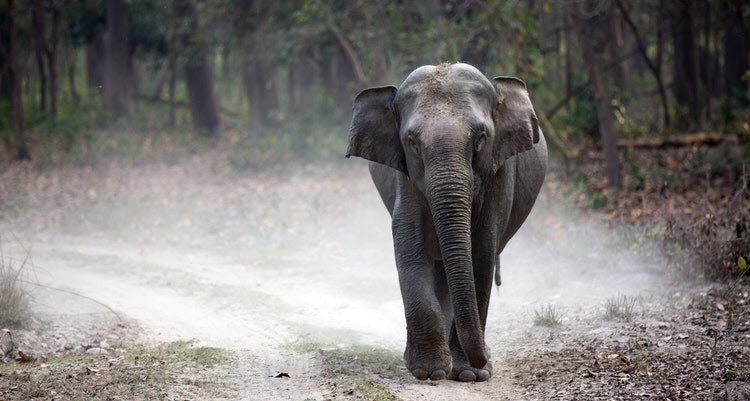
top-left (474, 129), bottom-right (487, 152)
top-left (407, 134), bottom-right (419, 154)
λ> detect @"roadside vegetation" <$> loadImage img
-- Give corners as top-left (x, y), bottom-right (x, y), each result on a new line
top-left (604, 295), bottom-right (638, 321)
top-left (0, 243), bottom-right (30, 329)
top-left (293, 342), bottom-right (406, 400)
top-left (0, 340), bottom-right (232, 401)
top-left (533, 304), bottom-right (563, 327)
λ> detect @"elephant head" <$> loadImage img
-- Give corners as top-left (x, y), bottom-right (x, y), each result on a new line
top-left (346, 63), bottom-right (540, 369)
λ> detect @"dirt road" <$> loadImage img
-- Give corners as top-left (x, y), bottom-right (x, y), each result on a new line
top-left (2, 158), bottom-right (718, 400)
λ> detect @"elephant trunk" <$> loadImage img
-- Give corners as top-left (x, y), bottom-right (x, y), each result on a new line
top-left (426, 157), bottom-right (486, 369)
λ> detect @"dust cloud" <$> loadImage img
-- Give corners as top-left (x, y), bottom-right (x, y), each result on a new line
top-left (4, 157), bottom-right (670, 360)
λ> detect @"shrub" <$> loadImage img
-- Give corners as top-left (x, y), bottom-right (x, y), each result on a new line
top-left (604, 295), bottom-right (637, 321)
top-left (0, 247), bottom-right (31, 328)
top-left (663, 206), bottom-right (750, 279)
top-left (533, 304), bottom-right (562, 327)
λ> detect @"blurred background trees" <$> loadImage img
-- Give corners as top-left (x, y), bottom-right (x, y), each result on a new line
top-left (0, 0), bottom-right (748, 183)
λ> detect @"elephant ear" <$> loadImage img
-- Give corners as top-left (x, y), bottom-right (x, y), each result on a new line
top-left (345, 86), bottom-right (407, 175)
top-left (491, 76), bottom-right (540, 173)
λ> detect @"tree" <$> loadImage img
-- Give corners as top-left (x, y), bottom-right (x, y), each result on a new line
top-left (85, 33), bottom-right (104, 90)
top-left (606, 2), bottom-right (631, 93)
top-left (31, 0), bottom-right (48, 112)
top-left (723, 1), bottom-right (749, 104)
top-left (174, 1), bottom-right (219, 135)
top-left (616, 0), bottom-right (671, 128)
top-left (103, 0), bottom-right (134, 118)
top-left (6, 0), bottom-right (31, 160)
top-left (48, 3), bottom-right (60, 116)
top-left (670, 0), bottom-right (702, 129)
top-left (570, 2), bottom-right (621, 189)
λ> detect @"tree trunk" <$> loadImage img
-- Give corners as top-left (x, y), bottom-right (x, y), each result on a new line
top-left (704, 1), bottom-right (711, 121)
top-left (103, 0), bottom-right (134, 118)
top-left (85, 32), bottom-right (104, 90)
top-left (47, 4), bottom-right (59, 116)
top-left (324, 47), bottom-right (355, 115)
top-left (670, 0), bottom-right (702, 129)
top-left (723, 3), bottom-right (749, 104)
top-left (570, 3), bottom-right (621, 189)
top-left (0, 14), bottom-right (11, 102)
top-left (184, 62), bottom-right (219, 135)
top-left (8, 0), bottom-right (30, 160)
top-left (242, 57), bottom-right (277, 132)
top-left (241, 67), bottom-right (260, 131)
top-left (168, 40), bottom-right (176, 129)
top-left (175, 1), bottom-right (219, 135)
top-left (607, 2), bottom-right (631, 92)
top-left (564, 16), bottom-right (573, 106)
top-left (67, 46), bottom-right (80, 106)
top-left (31, 0), bottom-right (47, 112)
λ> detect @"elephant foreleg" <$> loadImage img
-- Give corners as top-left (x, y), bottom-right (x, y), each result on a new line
top-left (392, 210), bottom-right (452, 381)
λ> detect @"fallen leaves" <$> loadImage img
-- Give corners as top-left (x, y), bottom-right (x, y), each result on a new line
top-left (509, 286), bottom-right (750, 400)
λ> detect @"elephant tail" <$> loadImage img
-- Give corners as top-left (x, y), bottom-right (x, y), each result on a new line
top-left (494, 255), bottom-right (502, 288)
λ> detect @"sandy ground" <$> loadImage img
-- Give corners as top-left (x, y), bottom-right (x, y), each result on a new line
top-left (1, 157), bottom-right (734, 400)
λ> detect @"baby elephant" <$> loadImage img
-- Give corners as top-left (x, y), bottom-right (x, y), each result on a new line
top-left (346, 63), bottom-right (547, 382)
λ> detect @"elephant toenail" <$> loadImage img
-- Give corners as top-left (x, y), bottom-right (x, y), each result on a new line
top-left (411, 368), bottom-right (429, 380)
top-left (458, 370), bottom-right (476, 382)
top-left (476, 369), bottom-right (490, 382)
top-left (429, 369), bottom-right (446, 381)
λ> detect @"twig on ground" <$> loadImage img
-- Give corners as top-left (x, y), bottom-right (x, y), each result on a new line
top-left (21, 280), bottom-right (123, 323)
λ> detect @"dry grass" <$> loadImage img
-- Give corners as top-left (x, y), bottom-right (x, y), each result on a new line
top-left (534, 304), bottom-right (562, 327)
top-left (0, 243), bottom-right (31, 328)
top-left (0, 340), bottom-right (232, 400)
top-left (604, 295), bottom-right (638, 321)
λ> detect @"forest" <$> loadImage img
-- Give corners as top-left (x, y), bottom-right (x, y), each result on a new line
top-left (0, 0), bottom-right (746, 172)
top-left (1, 1), bottom-right (749, 400)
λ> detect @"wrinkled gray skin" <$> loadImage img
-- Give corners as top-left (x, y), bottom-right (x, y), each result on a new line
top-left (346, 63), bottom-right (547, 382)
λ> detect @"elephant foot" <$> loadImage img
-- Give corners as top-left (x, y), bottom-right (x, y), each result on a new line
top-left (448, 343), bottom-right (492, 382)
top-left (448, 363), bottom-right (492, 382)
top-left (404, 341), bottom-right (452, 381)
top-left (448, 359), bottom-right (492, 382)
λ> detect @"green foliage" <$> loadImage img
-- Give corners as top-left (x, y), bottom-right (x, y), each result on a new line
top-left (588, 192), bottom-right (609, 209)
top-left (627, 163), bottom-right (645, 191)
top-left (555, 87), bottom-right (599, 144)
top-left (63, 0), bottom-right (105, 45)
top-left (3, 0), bottom-right (748, 169)
top-left (129, 0), bottom-right (170, 57)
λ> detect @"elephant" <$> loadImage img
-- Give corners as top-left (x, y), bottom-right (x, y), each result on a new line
top-left (346, 63), bottom-right (547, 382)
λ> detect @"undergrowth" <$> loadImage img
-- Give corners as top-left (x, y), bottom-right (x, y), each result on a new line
top-left (0, 243), bottom-right (31, 328)
top-left (604, 295), bottom-right (638, 321)
top-left (534, 304), bottom-right (562, 327)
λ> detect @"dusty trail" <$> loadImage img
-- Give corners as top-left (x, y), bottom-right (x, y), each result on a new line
top-left (2, 159), bottom-right (671, 400)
